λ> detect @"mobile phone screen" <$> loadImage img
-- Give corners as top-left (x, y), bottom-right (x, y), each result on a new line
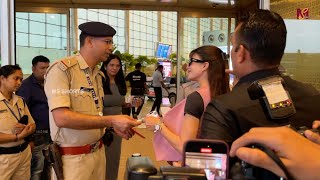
top-left (184, 140), bottom-right (228, 180)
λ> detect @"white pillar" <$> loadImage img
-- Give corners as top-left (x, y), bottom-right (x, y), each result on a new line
top-left (259, 0), bottom-right (270, 10)
top-left (1, 0), bottom-right (15, 65)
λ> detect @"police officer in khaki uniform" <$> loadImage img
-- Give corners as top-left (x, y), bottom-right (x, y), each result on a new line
top-left (44, 22), bottom-right (140, 180)
top-left (0, 65), bottom-right (36, 180)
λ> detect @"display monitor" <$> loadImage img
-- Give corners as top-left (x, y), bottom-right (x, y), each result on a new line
top-left (156, 43), bottom-right (172, 58)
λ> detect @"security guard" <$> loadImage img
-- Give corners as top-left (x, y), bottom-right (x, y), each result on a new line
top-left (44, 22), bottom-right (140, 180)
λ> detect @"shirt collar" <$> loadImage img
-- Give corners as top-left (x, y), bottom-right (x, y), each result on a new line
top-left (235, 68), bottom-right (281, 88)
top-left (76, 53), bottom-right (89, 70)
top-left (76, 53), bottom-right (104, 79)
top-left (30, 74), bottom-right (42, 85)
top-left (0, 92), bottom-right (19, 106)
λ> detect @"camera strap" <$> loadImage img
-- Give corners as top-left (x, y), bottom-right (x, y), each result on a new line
top-left (252, 143), bottom-right (295, 180)
top-left (4, 100), bottom-right (21, 122)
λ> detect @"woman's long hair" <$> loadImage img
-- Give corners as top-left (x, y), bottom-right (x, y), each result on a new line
top-left (189, 45), bottom-right (230, 98)
top-left (100, 54), bottom-right (127, 96)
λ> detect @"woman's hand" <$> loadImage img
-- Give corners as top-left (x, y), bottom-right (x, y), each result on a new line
top-left (144, 116), bottom-right (161, 131)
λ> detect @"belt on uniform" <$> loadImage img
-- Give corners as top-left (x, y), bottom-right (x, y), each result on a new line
top-left (59, 139), bottom-right (103, 155)
top-left (0, 141), bottom-right (29, 154)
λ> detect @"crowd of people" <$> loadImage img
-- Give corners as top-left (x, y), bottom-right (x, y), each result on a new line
top-left (0, 9), bottom-right (319, 180)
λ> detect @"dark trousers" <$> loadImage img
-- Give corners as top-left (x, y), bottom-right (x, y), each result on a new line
top-left (151, 87), bottom-right (162, 115)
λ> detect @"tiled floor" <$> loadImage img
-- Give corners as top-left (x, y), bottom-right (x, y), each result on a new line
top-left (117, 98), bottom-right (168, 180)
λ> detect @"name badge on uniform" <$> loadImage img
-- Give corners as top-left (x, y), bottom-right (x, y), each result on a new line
top-left (99, 112), bottom-right (103, 116)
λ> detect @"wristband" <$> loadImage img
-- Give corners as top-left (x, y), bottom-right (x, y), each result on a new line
top-left (154, 122), bottom-right (163, 133)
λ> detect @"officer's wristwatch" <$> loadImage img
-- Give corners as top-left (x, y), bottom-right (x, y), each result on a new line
top-left (154, 122), bottom-right (163, 133)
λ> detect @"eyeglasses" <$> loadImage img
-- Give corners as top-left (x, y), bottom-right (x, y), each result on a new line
top-left (188, 58), bottom-right (208, 66)
top-left (101, 39), bottom-right (113, 45)
top-left (96, 39), bottom-right (113, 45)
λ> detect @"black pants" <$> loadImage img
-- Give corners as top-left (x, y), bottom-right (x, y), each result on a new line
top-left (151, 87), bottom-right (162, 115)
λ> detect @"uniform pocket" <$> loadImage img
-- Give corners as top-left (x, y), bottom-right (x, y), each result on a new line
top-left (71, 91), bottom-right (92, 113)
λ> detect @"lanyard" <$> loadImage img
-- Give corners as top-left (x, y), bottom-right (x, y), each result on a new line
top-left (3, 100), bottom-right (21, 122)
top-left (84, 69), bottom-right (99, 110)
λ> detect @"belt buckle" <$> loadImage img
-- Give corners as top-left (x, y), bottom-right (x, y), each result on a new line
top-left (90, 141), bottom-right (99, 153)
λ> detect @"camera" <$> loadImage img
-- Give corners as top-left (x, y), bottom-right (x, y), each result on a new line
top-left (125, 156), bottom-right (207, 180)
top-left (230, 126), bottom-right (320, 180)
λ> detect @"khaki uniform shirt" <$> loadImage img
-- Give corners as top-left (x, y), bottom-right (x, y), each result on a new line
top-left (44, 53), bottom-right (105, 146)
top-left (0, 93), bottom-right (35, 147)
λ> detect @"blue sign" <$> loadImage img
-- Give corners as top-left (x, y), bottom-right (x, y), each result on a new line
top-left (156, 43), bottom-right (171, 58)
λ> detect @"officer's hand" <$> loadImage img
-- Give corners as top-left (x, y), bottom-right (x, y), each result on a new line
top-left (111, 115), bottom-right (141, 133)
top-left (304, 120), bottom-right (320, 145)
top-left (12, 123), bottom-right (26, 134)
top-left (230, 126), bottom-right (320, 180)
top-left (113, 128), bottom-right (134, 140)
top-left (18, 124), bottom-right (34, 139)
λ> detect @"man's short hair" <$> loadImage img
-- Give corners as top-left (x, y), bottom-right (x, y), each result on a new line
top-left (157, 65), bottom-right (163, 70)
top-left (79, 33), bottom-right (88, 48)
top-left (236, 9), bottom-right (287, 66)
top-left (32, 55), bottom-right (50, 66)
top-left (135, 63), bottom-right (142, 69)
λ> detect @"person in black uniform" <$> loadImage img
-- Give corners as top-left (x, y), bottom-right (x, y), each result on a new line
top-left (125, 63), bottom-right (147, 119)
top-left (199, 9), bottom-right (320, 179)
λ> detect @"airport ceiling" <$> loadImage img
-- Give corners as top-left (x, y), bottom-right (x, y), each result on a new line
top-left (15, 0), bottom-right (258, 12)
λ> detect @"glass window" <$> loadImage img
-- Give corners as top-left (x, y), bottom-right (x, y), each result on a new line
top-left (62, 38), bottom-right (67, 50)
top-left (77, 9), bottom-right (87, 19)
top-left (15, 12), bottom-right (68, 75)
top-left (61, 27), bottom-right (67, 38)
top-left (29, 13), bottom-right (45, 22)
top-left (47, 37), bottom-right (61, 49)
top-left (47, 14), bottom-right (61, 25)
top-left (271, 0), bottom-right (320, 90)
top-left (30, 34), bottom-right (45, 47)
top-left (88, 10), bottom-right (98, 21)
top-left (30, 21), bottom-right (45, 35)
top-left (16, 32), bottom-right (29, 46)
top-left (47, 24), bottom-right (61, 37)
top-left (16, 12), bottom-right (28, 19)
top-left (16, 19), bottom-right (29, 33)
top-left (161, 12), bottom-right (178, 54)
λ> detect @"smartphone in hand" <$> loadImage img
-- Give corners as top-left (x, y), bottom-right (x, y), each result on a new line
top-left (183, 139), bottom-right (229, 180)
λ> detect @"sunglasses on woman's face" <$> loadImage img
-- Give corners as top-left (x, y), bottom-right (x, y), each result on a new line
top-left (188, 58), bottom-right (208, 66)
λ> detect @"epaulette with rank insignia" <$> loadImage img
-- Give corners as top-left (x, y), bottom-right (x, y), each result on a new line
top-left (57, 58), bottom-right (78, 72)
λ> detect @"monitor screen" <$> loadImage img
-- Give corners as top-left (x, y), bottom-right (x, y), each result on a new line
top-left (156, 43), bottom-right (172, 58)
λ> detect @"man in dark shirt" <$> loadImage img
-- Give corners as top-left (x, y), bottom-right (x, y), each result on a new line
top-left (125, 63), bottom-right (147, 119)
top-left (17, 55), bottom-right (51, 180)
top-left (199, 9), bottom-right (320, 179)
